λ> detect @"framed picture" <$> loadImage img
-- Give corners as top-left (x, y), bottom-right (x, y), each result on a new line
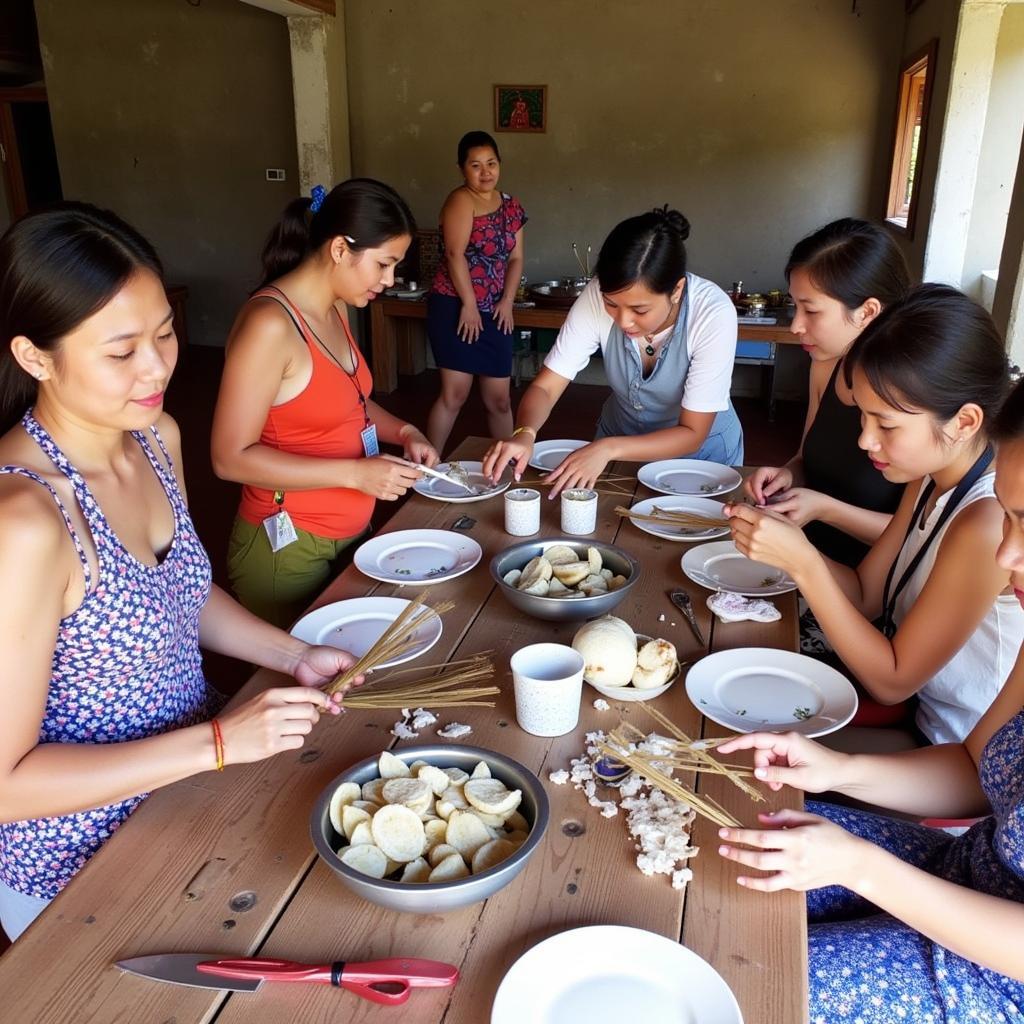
top-left (494, 85), bottom-right (546, 133)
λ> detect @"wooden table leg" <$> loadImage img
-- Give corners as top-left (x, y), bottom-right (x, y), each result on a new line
top-left (370, 297), bottom-right (398, 393)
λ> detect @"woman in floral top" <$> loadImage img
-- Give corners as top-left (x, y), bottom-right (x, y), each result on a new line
top-left (0, 203), bottom-right (359, 942)
top-left (426, 130), bottom-right (527, 455)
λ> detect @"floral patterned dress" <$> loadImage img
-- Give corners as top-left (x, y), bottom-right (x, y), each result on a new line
top-left (427, 192), bottom-right (527, 377)
top-left (0, 411), bottom-right (213, 900)
top-left (806, 707), bottom-right (1024, 1021)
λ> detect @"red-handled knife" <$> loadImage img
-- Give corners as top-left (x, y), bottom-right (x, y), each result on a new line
top-left (116, 953), bottom-right (459, 1006)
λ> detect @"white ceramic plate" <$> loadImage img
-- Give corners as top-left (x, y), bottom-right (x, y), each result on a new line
top-left (681, 541), bottom-right (796, 597)
top-left (528, 439), bottom-right (588, 472)
top-left (353, 529), bottom-right (482, 586)
top-left (290, 597), bottom-right (442, 668)
top-left (412, 461), bottom-right (510, 504)
top-left (686, 647), bottom-right (858, 737)
top-left (491, 925), bottom-right (743, 1024)
top-left (637, 459), bottom-right (742, 497)
top-left (625, 495), bottom-right (730, 543)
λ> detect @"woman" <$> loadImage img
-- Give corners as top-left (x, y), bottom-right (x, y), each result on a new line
top-left (0, 204), bottom-right (358, 942)
top-left (715, 375), bottom-right (1024, 1015)
top-left (482, 207), bottom-right (743, 496)
top-left (727, 285), bottom-right (1022, 744)
top-left (426, 130), bottom-right (527, 455)
top-left (212, 179), bottom-right (439, 629)
top-left (744, 219), bottom-right (911, 567)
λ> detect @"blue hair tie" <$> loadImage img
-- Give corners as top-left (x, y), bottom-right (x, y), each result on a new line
top-left (309, 184), bottom-right (327, 213)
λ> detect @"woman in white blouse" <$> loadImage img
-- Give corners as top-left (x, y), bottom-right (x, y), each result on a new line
top-left (482, 207), bottom-right (742, 496)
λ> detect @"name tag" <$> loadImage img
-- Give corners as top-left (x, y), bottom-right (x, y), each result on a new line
top-left (361, 423), bottom-right (380, 457)
top-left (263, 509), bottom-right (298, 552)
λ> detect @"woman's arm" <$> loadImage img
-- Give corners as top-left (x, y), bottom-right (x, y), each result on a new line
top-left (440, 190), bottom-right (483, 342)
top-left (210, 305), bottom-right (422, 499)
top-left (767, 489), bottom-right (894, 545)
top-left (733, 493), bottom-right (1010, 704)
top-left (719, 807), bottom-right (1024, 982)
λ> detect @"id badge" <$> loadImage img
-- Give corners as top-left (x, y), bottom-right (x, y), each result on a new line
top-left (263, 509), bottom-right (298, 552)
top-left (360, 423), bottom-right (380, 457)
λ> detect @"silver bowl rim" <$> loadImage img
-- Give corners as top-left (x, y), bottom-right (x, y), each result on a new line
top-left (488, 535), bottom-right (642, 604)
top-left (310, 744), bottom-right (550, 891)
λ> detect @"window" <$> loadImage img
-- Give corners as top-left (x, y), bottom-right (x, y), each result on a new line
top-left (887, 40), bottom-right (938, 235)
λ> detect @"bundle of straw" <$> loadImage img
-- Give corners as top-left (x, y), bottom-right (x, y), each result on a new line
top-left (598, 704), bottom-right (764, 828)
top-left (322, 592), bottom-right (454, 697)
top-left (341, 653), bottom-right (500, 710)
top-left (615, 505), bottom-right (728, 531)
top-left (537, 476), bottom-right (634, 497)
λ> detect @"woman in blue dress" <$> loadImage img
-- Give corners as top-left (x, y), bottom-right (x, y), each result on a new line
top-left (715, 376), bottom-right (1024, 1019)
top-left (482, 207), bottom-right (743, 496)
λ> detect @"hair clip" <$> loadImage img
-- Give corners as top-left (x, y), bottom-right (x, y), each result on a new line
top-left (343, 234), bottom-right (356, 245)
top-left (309, 184), bottom-right (327, 213)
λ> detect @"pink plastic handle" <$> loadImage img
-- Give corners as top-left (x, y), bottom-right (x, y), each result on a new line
top-left (197, 958), bottom-right (333, 984)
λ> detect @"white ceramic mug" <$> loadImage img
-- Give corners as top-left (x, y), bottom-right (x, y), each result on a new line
top-left (504, 487), bottom-right (541, 536)
top-left (511, 643), bottom-right (585, 737)
top-left (560, 488), bottom-right (598, 535)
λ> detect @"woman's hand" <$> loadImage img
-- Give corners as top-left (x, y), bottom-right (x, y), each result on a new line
top-left (715, 730), bottom-right (847, 794)
top-left (762, 487), bottom-right (828, 529)
top-left (482, 434), bottom-right (534, 482)
top-left (725, 502), bottom-right (819, 579)
top-left (717, 808), bottom-right (870, 892)
top-left (493, 295), bottom-right (515, 335)
top-left (744, 465), bottom-right (793, 505)
top-left (355, 454), bottom-right (424, 500)
top-left (289, 644), bottom-right (366, 691)
top-left (400, 427), bottom-right (440, 469)
top-left (217, 685), bottom-right (341, 765)
top-left (542, 439), bottom-right (613, 499)
top-left (458, 303), bottom-right (483, 344)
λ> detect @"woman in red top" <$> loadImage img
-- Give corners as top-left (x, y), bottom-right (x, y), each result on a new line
top-left (212, 179), bottom-right (439, 627)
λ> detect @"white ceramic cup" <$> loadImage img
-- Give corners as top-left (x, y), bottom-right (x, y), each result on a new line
top-left (504, 487), bottom-right (541, 536)
top-left (560, 487), bottom-right (598, 535)
top-left (511, 643), bottom-right (585, 737)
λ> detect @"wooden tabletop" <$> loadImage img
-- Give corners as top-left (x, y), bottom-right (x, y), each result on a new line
top-left (0, 438), bottom-right (807, 1023)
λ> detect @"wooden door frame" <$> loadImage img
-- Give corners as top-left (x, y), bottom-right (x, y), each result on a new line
top-left (0, 85), bottom-right (48, 220)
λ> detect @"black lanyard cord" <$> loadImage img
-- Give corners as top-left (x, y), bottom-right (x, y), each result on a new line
top-left (880, 445), bottom-right (994, 638)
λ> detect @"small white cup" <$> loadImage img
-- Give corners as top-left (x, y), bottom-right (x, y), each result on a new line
top-left (511, 643), bottom-right (585, 737)
top-left (561, 488), bottom-right (598, 535)
top-left (504, 487), bottom-right (541, 536)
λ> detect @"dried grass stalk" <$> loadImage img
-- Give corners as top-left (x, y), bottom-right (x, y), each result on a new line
top-left (616, 505), bottom-right (728, 530)
top-left (342, 654), bottom-right (500, 710)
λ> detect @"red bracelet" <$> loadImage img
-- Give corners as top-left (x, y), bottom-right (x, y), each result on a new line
top-left (211, 719), bottom-right (225, 772)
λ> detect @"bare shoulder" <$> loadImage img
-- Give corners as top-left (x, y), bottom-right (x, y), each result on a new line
top-left (0, 475), bottom-right (70, 565)
top-left (443, 187), bottom-right (473, 211)
top-left (226, 296), bottom-right (300, 365)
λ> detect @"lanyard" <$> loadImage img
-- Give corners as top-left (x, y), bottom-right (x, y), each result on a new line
top-left (880, 445), bottom-right (994, 638)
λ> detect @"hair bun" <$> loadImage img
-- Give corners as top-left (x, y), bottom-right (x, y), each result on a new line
top-left (652, 205), bottom-right (690, 242)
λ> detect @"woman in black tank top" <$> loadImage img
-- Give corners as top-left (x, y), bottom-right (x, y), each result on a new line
top-left (744, 219), bottom-right (911, 567)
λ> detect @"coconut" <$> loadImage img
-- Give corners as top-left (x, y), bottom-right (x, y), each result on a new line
top-left (572, 616), bottom-right (637, 687)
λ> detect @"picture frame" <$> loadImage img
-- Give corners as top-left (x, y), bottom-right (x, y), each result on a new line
top-left (494, 85), bottom-right (546, 133)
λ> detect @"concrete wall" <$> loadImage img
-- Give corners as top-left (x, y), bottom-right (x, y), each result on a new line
top-left (963, 4), bottom-right (1024, 302)
top-left (34, 0), bottom-right (299, 346)
top-left (344, 0), bottom-right (905, 293)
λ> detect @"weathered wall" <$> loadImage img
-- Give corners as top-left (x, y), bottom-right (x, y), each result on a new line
top-left (34, 0), bottom-right (299, 346)
top-left (345, 0), bottom-right (905, 293)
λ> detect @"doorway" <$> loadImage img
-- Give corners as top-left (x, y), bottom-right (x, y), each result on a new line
top-left (0, 85), bottom-right (62, 223)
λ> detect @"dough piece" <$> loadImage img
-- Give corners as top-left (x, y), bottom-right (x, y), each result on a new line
top-left (339, 844), bottom-right (388, 878)
top-left (502, 568), bottom-right (522, 587)
top-left (464, 779), bottom-right (523, 816)
top-left (587, 546), bottom-right (603, 575)
top-left (427, 842), bottom-right (461, 868)
top-left (551, 560), bottom-right (590, 586)
top-left (370, 804), bottom-right (427, 863)
top-left (378, 750), bottom-right (411, 779)
top-left (328, 782), bottom-right (362, 834)
top-left (341, 805), bottom-right (372, 841)
top-left (361, 778), bottom-right (388, 804)
top-left (400, 857), bottom-right (432, 883)
top-left (544, 544), bottom-right (579, 565)
top-left (471, 838), bottom-right (518, 874)
top-left (445, 809), bottom-right (493, 859)
top-left (382, 777), bottom-right (432, 812)
top-left (517, 556), bottom-right (552, 590)
top-left (416, 764), bottom-right (451, 796)
top-left (348, 820), bottom-right (375, 846)
top-left (428, 853), bottom-right (470, 882)
top-left (470, 760), bottom-right (492, 779)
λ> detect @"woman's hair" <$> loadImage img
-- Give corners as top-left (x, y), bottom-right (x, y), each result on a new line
top-left (786, 218), bottom-right (910, 311)
top-left (844, 284), bottom-right (1009, 439)
top-left (259, 177), bottom-right (415, 287)
top-left (992, 376), bottom-right (1024, 444)
top-left (457, 131), bottom-right (500, 166)
top-left (0, 201), bottom-right (163, 434)
top-left (595, 206), bottom-right (691, 295)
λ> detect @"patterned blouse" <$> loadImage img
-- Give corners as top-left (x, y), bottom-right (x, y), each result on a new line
top-left (0, 411), bottom-right (214, 900)
top-left (431, 192), bottom-right (527, 312)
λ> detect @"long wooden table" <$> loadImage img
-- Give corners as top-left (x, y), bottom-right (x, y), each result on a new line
top-left (369, 296), bottom-right (799, 393)
top-left (0, 438), bottom-right (807, 1022)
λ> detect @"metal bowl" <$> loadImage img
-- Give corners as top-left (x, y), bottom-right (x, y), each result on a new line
top-left (311, 745), bottom-right (549, 914)
top-left (490, 537), bottom-right (641, 622)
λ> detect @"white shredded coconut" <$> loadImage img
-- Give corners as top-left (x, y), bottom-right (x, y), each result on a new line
top-left (410, 707), bottom-right (437, 729)
top-left (657, 613), bottom-right (666, 622)
top-left (554, 728), bottom-right (697, 887)
top-left (592, 699), bottom-right (610, 711)
top-left (390, 719), bottom-right (419, 740)
top-left (436, 722), bottom-right (472, 739)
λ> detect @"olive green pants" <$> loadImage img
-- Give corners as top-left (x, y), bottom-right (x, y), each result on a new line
top-left (227, 516), bottom-right (363, 630)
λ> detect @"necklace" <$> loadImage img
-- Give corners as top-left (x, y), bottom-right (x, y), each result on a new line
top-left (644, 339), bottom-right (656, 357)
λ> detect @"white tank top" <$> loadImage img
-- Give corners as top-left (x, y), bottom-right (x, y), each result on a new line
top-left (892, 471), bottom-right (1023, 743)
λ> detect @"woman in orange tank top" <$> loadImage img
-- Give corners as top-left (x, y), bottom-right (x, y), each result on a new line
top-left (212, 179), bottom-right (439, 627)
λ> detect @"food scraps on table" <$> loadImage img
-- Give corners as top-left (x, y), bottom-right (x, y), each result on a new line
top-left (437, 722), bottom-right (473, 739)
